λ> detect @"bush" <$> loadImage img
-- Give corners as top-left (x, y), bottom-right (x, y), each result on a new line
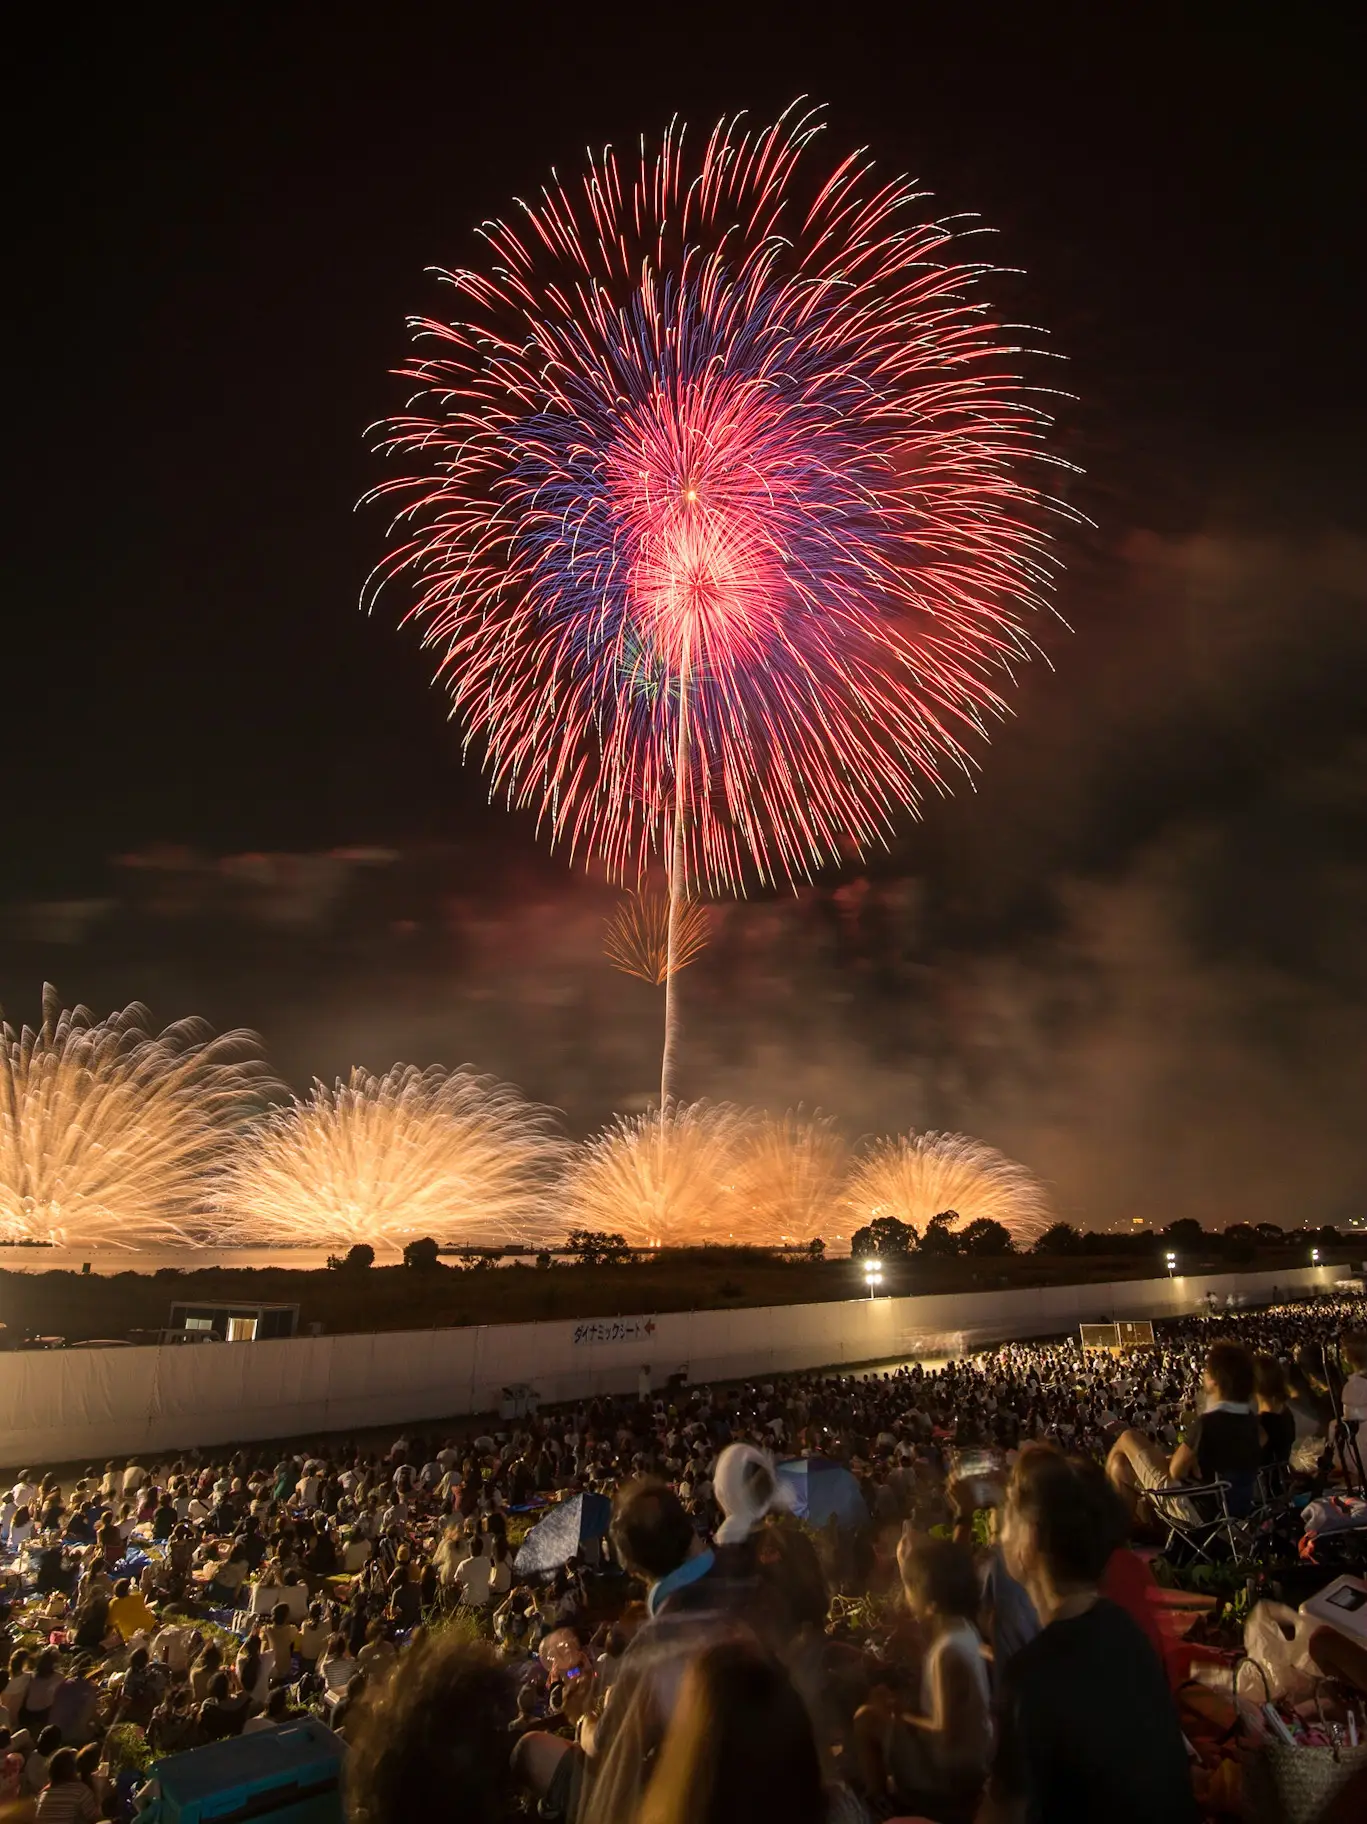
top-left (402, 1237), bottom-right (442, 1271)
top-left (328, 1243), bottom-right (375, 1271)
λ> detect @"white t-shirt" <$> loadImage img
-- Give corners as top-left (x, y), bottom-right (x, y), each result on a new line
top-left (1342, 1373), bottom-right (1367, 1424)
top-left (455, 1554), bottom-right (494, 1605)
top-left (922, 1620), bottom-right (992, 1772)
top-left (248, 1582), bottom-right (288, 1616)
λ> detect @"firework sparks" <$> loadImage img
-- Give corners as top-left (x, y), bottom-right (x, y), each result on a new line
top-left (368, 103), bottom-right (1069, 897)
top-left (604, 886), bottom-right (712, 985)
top-left (559, 1101), bottom-right (754, 1249)
top-left (0, 984), bottom-right (271, 1250)
top-left (843, 1130), bottom-right (1052, 1247)
top-left (733, 1109), bottom-right (849, 1244)
top-left (215, 1064), bottom-right (566, 1253)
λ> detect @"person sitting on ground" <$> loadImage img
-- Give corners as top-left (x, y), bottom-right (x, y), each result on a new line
top-left (74, 1741), bottom-right (107, 1813)
top-left (387, 1548), bottom-right (424, 1629)
top-left (23, 1726), bottom-right (65, 1798)
top-left (1106, 1340), bottom-right (1261, 1519)
top-left (318, 1632), bottom-right (356, 1695)
top-left (243, 1686), bottom-right (294, 1734)
top-left (330, 1672), bottom-right (369, 1743)
top-left (265, 1603), bottom-right (300, 1684)
top-left (978, 1447), bottom-right (1197, 1824)
top-left (189, 1641), bottom-right (223, 1704)
top-left (114, 1645), bottom-right (162, 1728)
top-left (18, 1650), bottom-right (62, 1731)
top-left (507, 1683), bottom-right (544, 1739)
top-left (235, 1633), bottom-right (270, 1713)
top-left (147, 1686), bottom-right (200, 1757)
top-left (208, 1541), bottom-right (252, 1607)
top-left (1, 1650), bottom-right (32, 1727)
top-left (198, 1671), bottom-right (251, 1741)
top-left (453, 1534), bottom-right (494, 1608)
top-left (48, 1660), bottom-right (99, 1747)
top-left (297, 1602), bottom-right (329, 1676)
top-left (356, 1620), bottom-right (397, 1687)
top-left (107, 1577), bottom-right (157, 1643)
top-left (856, 1532), bottom-right (991, 1824)
top-left (34, 1746), bottom-right (98, 1824)
top-left (0, 1728), bottom-right (21, 1806)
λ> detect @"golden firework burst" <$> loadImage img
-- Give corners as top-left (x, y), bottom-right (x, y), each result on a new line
top-left (0, 984), bottom-right (271, 1250)
top-left (559, 1100), bottom-right (752, 1249)
top-left (215, 1064), bottom-right (567, 1253)
top-left (844, 1130), bottom-right (1052, 1247)
top-left (603, 887), bottom-right (711, 985)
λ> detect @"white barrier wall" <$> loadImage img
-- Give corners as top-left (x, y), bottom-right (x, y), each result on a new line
top-left (0, 1262), bottom-right (1348, 1465)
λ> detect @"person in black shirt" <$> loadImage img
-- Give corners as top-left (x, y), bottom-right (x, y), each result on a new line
top-left (1254, 1354), bottom-right (1295, 1467)
top-left (981, 1446), bottom-right (1197, 1824)
top-left (1107, 1341), bottom-right (1262, 1519)
top-left (198, 1671), bottom-right (251, 1740)
top-left (1167, 1342), bottom-right (1262, 1514)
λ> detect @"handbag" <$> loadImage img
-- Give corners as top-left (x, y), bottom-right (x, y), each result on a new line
top-left (1241, 1679), bottom-right (1367, 1824)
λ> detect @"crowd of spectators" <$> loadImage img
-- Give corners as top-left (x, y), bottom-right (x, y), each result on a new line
top-left (0, 1294), bottom-right (1364, 1823)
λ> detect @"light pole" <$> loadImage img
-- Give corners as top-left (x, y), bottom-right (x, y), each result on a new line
top-left (1311, 1246), bottom-right (1321, 1267)
top-left (1164, 1250), bottom-right (1177, 1280)
top-left (862, 1257), bottom-right (884, 1300)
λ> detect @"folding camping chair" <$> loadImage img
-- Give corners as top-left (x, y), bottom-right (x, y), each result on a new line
top-left (1146, 1478), bottom-right (1250, 1565)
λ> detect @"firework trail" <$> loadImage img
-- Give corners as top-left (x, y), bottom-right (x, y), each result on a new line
top-left (0, 984), bottom-right (271, 1250)
top-left (604, 885), bottom-right (711, 984)
top-left (368, 105), bottom-right (1070, 1101)
top-left (215, 1064), bottom-right (566, 1253)
top-left (559, 1100), bottom-right (755, 1249)
top-left (733, 1110), bottom-right (849, 1244)
top-left (843, 1130), bottom-right (1052, 1248)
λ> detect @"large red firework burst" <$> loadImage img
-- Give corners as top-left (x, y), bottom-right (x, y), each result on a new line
top-left (368, 104), bottom-right (1070, 895)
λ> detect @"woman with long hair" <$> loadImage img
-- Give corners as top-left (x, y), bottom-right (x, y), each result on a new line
top-left (634, 1640), bottom-right (834, 1824)
top-left (1253, 1355), bottom-right (1295, 1466)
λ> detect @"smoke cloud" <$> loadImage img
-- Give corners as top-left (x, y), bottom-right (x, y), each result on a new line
top-left (3, 517), bottom-right (1364, 1234)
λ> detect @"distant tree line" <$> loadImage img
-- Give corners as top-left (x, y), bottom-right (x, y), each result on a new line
top-left (849, 1213), bottom-right (1349, 1263)
top-left (321, 1218), bottom-right (1348, 1273)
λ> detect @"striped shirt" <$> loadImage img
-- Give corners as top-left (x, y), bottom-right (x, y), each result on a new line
top-left (36, 1782), bottom-right (99, 1824)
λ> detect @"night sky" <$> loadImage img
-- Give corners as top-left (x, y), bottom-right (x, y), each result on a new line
top-left (5, 6), bottom-right (1364, 1229)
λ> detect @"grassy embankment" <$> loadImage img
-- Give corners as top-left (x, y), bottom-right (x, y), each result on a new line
top-left (0, 1243), bottom-right (1351, 1344)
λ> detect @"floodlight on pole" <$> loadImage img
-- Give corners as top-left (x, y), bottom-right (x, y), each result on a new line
top-left (862, 1257), bottom-right (885, 1300)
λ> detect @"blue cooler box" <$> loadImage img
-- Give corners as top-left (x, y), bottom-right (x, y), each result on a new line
top-left (151, 1720), bottom-right (345, 1824)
